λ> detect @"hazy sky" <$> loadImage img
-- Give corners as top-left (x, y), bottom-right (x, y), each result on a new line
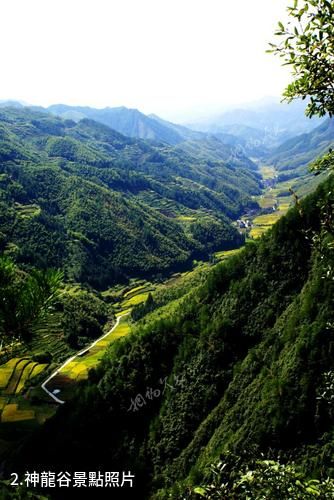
top-left (1, 0), bottom-right (291, 121)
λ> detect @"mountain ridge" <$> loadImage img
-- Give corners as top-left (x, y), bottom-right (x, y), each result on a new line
top-left (0, 106), bottom-right (260, 288)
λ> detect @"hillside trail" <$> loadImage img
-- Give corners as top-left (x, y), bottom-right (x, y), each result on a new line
top-left (41, 312), bottom-right (129, 404)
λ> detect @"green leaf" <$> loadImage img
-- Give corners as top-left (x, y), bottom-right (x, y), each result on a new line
top-left (194, 487), bottom-right (206, 497)
top-left (305, 487), bottom-right (320, 496)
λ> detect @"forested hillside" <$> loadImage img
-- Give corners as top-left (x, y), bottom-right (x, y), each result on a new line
top-left (269, 118), bottom-right (334, 181)
top-left (10, 174), bottom-right (334, 498)
top-left (0, 106), bottom-right (260, 288)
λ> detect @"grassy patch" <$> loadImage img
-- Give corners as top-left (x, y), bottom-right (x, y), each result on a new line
top-left (214, 248), bottom-right (242, 261)
top-left (175, 215), bottom-right (196, 222)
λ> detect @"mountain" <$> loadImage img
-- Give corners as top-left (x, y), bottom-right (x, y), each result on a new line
top-left (187, 98), bottom-right (325, 155)
top-left (268, 118), bottom-right (334, 181)
top-left (47, 104), bottom-right (259, 154)
top-left (0, 106), bottom-right (260, 288)
top-left (0, 100), bottom-right (24, 109)
top-left (10, 173), bottom-right (334, 499)
top-left (148, 113), bottom-right (206, 141)
top-left (48, 104), bottom-right (187, 145)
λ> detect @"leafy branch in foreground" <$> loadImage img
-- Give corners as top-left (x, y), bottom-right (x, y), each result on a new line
top-left (310, 149), bottom-right (334, 175)
top-left (0, 256), bottom-right (63, 345)
top-left (268, 0), bottom-right (334, 117)
top-left (185, 454), bottom-right (334, 499)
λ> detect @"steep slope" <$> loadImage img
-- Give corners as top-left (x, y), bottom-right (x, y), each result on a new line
top-left (175, 134), bottom-right (257, 168)
top-left (11, 175), bottom-right (334, 498)
top-left (148, 113), bottom-right (207, 142)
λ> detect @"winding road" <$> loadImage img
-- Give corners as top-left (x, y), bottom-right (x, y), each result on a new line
top-left (41, 313), bottom-right (128, 404)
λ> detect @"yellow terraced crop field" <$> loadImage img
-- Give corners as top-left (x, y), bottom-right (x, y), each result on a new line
top-left (122, 293), bottom-right (148, 309)
top-left (252, 212), bottom-right (282, 226)
top-left (15, 363), bottom-right (37, 394)
top-left (5, 360), bottom-right (33, 395)
top-left (0, 357), bottom-right (48, 395)
top-left (124, 284), bottom-right (147, 297)
top-left (0, 358), bottom-right (23, 389)
top-left (249, 226), bottom-right (268, 239)
top-left (1, 404), bottom-right (35, 422)
top-left (16, 363), bottom-right (47, 394)
top-left (250, 206), bottom-right (290, 239)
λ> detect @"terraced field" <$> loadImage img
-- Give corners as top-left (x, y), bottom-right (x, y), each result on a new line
top-left (0, 355), bottom-right (49, 429)
top-left (0, 359), bottom-right (23, 389)
top-left (0, 308), bottom-right (76, 439)
top-left (250, 212), bottom-right (283, 238)
top-left (14, 202), bottom-right (41, 219)
top-left (124, 284), bottom-right (148, 298)
top-left (0, 358), bottom-right (47, 397)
